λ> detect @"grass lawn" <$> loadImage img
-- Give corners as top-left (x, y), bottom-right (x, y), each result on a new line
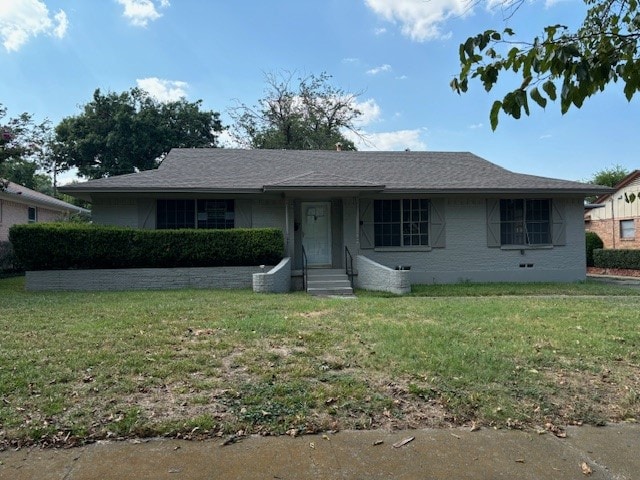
top-left (1, 276), bottom-right (639, 448)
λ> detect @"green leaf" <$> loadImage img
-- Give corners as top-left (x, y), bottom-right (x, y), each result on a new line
top-left (464, 37), bottom-right (475, 59)
top-left (530, 87), bottom-right (548, 108)
top-left (542, 81), bottom-right (557, 101)
top-left (490, 100), bottom-right (502, 130)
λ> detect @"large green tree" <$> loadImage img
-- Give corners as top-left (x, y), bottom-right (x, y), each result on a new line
top-left (54, 88), bottom-right (223, 179)
top-left (0, 104), bottom-right (53, 191)
top-left (230, 72), bottom-right (362, 150)
top-left (451, 0), bottom-right (640, 129)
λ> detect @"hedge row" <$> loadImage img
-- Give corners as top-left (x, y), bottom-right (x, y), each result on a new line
top-left (585, 232), bottom-right (604, 267)
top-left (9, 223), bottom-right (284, 271)
top-left (593, 248), bottom-right (640, 270)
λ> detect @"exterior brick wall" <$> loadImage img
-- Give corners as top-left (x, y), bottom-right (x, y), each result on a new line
top-left (1, 200), bottom-right (69, 242)
top-left (586, 218), bottom-right (640, 250)
top-left (253, 258), bottom-right (291, 293)
top-left (356, 255), bottom-right (411, 294)
top-left (26, 266), bottom-right (272, 292)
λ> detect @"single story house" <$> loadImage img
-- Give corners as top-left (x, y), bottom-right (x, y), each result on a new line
top-left (585, 170), bottom-right (640, 249)
top-left (61, 149), bottom-right (610, 289)
top-left (1, 180), bottom-right (89, 242)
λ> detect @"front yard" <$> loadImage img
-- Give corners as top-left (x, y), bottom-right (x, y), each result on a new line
top-left (1, 277), bottom-right (639, 449)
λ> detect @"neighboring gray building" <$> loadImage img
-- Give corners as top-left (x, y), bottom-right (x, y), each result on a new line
top-left (61, 148), bottom-right (611, 287)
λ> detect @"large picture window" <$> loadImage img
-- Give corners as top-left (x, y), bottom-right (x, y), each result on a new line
top-left (500, 199), bottom-right (551, 246)
top-left (157, 199), bottom-right (234, 229)
top-left (197, 200), bottom-right (234, 229)
top-left (374, 199), bottom-right (429, 247)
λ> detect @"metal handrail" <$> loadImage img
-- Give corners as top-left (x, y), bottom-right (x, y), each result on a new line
top-left (345, 245), bottom-right (354, 289)
top-left (301, 244), bottom-right (308, 291)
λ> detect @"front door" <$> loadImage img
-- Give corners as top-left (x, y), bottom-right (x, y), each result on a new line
top-left (302, 202), bottom-right (331, 266)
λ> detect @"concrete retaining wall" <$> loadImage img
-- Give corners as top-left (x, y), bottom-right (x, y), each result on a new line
top-left (356, 255), bottom-right (411, 295)
top-left (25, 266), bottom-right (272, 292)
top-left (252, 258), bottom-right (291, 293)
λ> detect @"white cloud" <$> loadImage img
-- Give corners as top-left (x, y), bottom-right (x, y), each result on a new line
top-left (374, 27), bottom-right (387, 35)
top-left (395, 75), bottom-right (408, 80)
top-left (353, 98), bottom-right (382, 127)
top-left (136, 77), bottom-right (188, 102)
top-left (0, 0), bottom-right (68, 52)
top-left (469, 123), bottom-right (483, 129)
top-left (366, 64), bottom-right (392, 75)
top-left (116, 0), bottom-right (169, 27)
top-left (216, 129), bottom-right (242, 149)
top-left (52, 10), bottom-right (68, 38)
top-left (345, 128), bottom-right (427, 151)
top-left (364, 0), bottom-right (469, 42)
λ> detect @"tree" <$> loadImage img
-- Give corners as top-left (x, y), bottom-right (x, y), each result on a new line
top-left (451, 0), bottom-right (640, 129)
top-left (0, 104), bottom-right (53, 191)
top-left (230, 72), bottom-right (363, 150)
top-left (588, 164), bottom-right (630, 187)
top-left (54, 88), bottom-right (223, 179)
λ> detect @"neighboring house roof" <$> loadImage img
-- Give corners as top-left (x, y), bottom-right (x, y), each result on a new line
top-left (591, 170), bottom-right (640, 204)
top-left (60, 149), bottom-right (613, 199)
top-left (1, 180), bottom-right (89, 214)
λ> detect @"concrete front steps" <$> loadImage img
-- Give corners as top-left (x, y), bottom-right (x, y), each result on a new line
top-left (306, 268), bottom-right (354, 297)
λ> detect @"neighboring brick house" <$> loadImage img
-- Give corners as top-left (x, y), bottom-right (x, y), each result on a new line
top-left (0, 181), bottom-right (89, 242)
top-left (585, 170), bottom-right (640, 249)
top-left (61, 149), bottom-right (611, 287)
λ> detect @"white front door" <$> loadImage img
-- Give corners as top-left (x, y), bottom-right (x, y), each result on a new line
top-left (302, 202), bottom-right (332, 266)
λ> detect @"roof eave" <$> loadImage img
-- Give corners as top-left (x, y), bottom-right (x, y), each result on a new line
top-left (262, 185), bottom-right (386, 192)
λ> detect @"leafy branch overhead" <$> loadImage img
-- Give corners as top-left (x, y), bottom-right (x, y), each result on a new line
top-left (451, 0), bottom-right (640, 129)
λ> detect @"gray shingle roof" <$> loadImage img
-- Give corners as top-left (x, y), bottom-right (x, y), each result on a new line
top-left (1, 180), bottom-right (89, 213)
top-left (60, 149), bottom-right (612, 196)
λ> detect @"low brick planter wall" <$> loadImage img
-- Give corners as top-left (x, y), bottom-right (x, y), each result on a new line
top-left (26, 266), bottom-right (272, 292)
top-left (253, 258), bottom-right (291, 293)
top-left (356, 255), bottom-right (411, 295)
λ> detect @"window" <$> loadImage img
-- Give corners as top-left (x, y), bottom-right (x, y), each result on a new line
top-left (500, 199), bottom-right (551, 246)
top-left (620, 219), bottom-right (635, 239)
top-left (157, 199), bottom-right (234, 229)
top-left (28, 206), bottom-right (37, 223)
top-left (197, 200), bottom-right (234, 229)
top-left (157, 199), bottom-right (195, 229)
top-left (374, 199), bottom-right (429, 247)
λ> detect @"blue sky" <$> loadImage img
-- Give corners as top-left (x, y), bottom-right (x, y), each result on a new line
top-left (1, 0), bottom-right (637, 184)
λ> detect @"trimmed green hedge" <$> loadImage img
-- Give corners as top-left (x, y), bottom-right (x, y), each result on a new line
top-left (9, 223), bottom-right (284, 271)
top-left (585, 232), bottom-right (604, 267)
top-left (593, 248), bottom-right (640, 270)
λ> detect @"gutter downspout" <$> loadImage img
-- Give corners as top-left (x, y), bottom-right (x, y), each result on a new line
top-left (611, 198), bottom-right (616, 249)
top-left (285, 199), bottom-right (290, 256)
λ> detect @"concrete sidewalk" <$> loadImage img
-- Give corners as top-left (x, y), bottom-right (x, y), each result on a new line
top-left (1, 424), bottom-right (638, 479)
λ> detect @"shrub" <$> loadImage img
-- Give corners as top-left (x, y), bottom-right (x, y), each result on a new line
top-left (585, 232), bottom-right (604, 267)
top-left (593, 249), bottom-right (640, 270)
top-left (0, 241), bottom-right (21, 273)
top-left (9, 223), bottom-right (284, 271)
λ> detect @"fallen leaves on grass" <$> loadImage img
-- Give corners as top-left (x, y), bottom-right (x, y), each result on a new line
top-left (392, 436), bottom-right (415, 448)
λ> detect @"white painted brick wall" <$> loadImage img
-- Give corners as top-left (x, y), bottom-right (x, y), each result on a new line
top-left (26, 266), bottom-right (271, 291)
top-left (357, 197), bottom-right (587, 283)
top-left (253, 257), bottom-right (291, 293)
top-left (356, 255), bottom-right (410, 294)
